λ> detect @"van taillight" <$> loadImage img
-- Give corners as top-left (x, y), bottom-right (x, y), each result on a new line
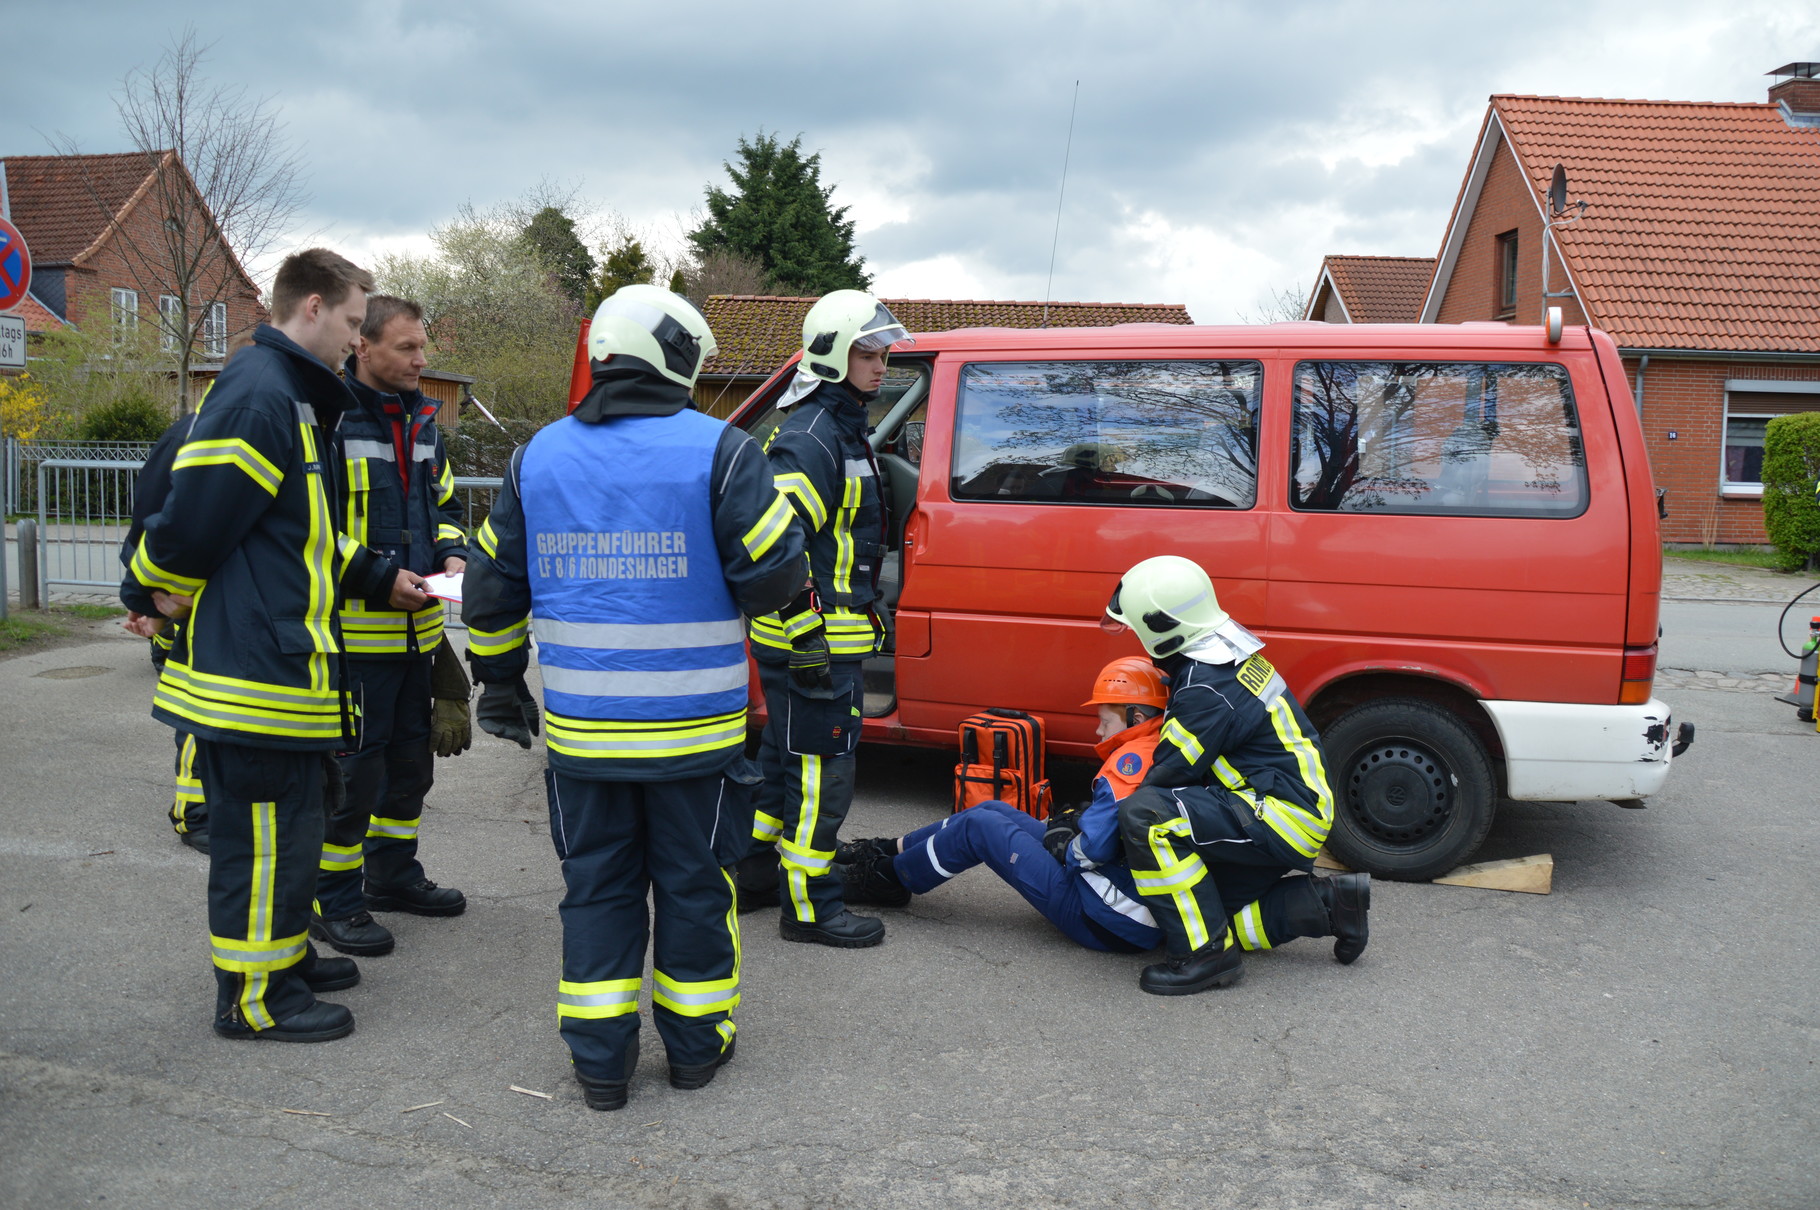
top-left (1619, 644), bottom-right (1657, 705)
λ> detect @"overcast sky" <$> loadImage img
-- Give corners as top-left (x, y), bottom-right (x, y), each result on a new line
top-left (12, 1), bottom-right (1817, 322)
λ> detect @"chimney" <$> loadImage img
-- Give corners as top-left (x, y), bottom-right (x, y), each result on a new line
top-left (1767, 62), bottom-right (1820, 127)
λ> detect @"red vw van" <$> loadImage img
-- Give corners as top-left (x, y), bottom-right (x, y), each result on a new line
top-left (727, 322), bottom-right (1680, 880)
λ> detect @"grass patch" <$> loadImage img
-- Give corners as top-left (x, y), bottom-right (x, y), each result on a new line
top-left (62, 602), bottom-right (126, 620)
top-left (0, 614), bottom-right (65, 652)
top-left (1664, 547), bottom-right (1787, 570)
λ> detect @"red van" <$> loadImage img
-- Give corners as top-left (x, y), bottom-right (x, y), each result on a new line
top-left (726, 321), bottom-right (1681, 880)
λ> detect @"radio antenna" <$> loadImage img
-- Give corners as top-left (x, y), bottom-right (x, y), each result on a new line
top-left (1041, 80), bottom-right (1080, 328)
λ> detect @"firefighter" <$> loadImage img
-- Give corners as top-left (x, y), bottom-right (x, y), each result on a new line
top-left (309, 296), bottom-right (471, 958)
top-left (1101, 555), bottom-right (1371, 995)
top-left (123, 248), bottom-right (427, 1041)
top-left (463, 285), bottom-right (804, 1110)
top-left (735, 290), bottom-right (912, 948)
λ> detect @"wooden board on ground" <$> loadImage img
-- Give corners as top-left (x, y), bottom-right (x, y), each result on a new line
top-left (1314, 849), bottom-right (1349, 872)
top-left (1433, 853), bottom-right (1553, 894)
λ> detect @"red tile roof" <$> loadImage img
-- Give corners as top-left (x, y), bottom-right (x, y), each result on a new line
top-left (1316, 255), bottom-right (1435, 323)
top-left (10, 292), bottom-right (68, 333)
top-left (700, 295), bottom-right (1194, 376)
top-left (1490, 95), bottom-right (1820, 352)
top-left (3, 151), bottom-right (165, 264)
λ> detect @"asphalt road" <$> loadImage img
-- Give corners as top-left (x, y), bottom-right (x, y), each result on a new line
top-left (0, 602), bottom-right (1814, 1210)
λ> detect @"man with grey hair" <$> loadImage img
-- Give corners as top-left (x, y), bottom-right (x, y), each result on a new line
top-left (310, 295), bottom-right (472, 958)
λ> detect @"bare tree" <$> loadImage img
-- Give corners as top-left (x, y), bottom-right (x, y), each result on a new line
top-left (51, 28), bottom-right (307, 412)
top-left (1241, 281), bottom-right (1311, 325)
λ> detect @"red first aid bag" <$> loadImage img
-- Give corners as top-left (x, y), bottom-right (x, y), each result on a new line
top-left (954, 708), bottom-right (1054, 820)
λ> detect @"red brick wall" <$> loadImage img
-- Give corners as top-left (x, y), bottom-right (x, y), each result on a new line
top-left (62, 169), bottom-right (266, 359)
top-left (1435, 130), bottom-right (1590, 330)
top-left (1624, 358), bottom-right (1820, 544)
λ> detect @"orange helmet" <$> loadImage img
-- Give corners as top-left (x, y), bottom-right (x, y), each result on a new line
top-left (1082, 656), bottom-right (1169, 709)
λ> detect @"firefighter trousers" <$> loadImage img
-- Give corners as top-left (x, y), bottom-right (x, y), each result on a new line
top-left (1119, 783), bottom-right (1331, 957)
top-left (194, 738), bottom-right (326, 1029)
top-left (171, 730), bottom-right (207, 835)
top-left (748, 660), bottom-right (863, 924)
top-left (318, 654), bottom-right (433, 919)
top-left (547, 769), bottom-right (744, 1079)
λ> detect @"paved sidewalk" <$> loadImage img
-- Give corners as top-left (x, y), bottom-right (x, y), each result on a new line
top-left (1662, 556), bottom-right (1816, 603)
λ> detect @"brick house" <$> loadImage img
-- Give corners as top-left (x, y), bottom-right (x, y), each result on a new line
top-left (1313, 64), bottom-right (1820, 544)
top-left (1303, 255), bottom-right (1435, 324)
top-left (692, 295), bottom-right (1195, 417)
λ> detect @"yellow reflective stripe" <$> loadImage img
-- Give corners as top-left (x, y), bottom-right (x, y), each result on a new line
top-left (154, 669), bottom-right (344, 740)
top-left (1161, 717), bottom-right (1205, 767)
top-left (339, 605), bottom-right (445, 653)
top-left (1135, 818), bottom-right (1214, 952)
top-left (436, 461), bottom-right (456, 506)
top-left (466, 616), bottom-right (529, 657)
top-left (366, 815), bottom-right (419, 840)
top-left (742, 490), bottom-right (794, 561)
top-left (130, 538), bottom-right (205, 595)
top-left (172, 438), bottom-right (282, 497)
top-left (210, 931), bottom-right (307, 974)
top-left (298, 423), bottom-right (336, 683)
top-left (723, 866), bottom-right (742, 1003)
top-left (752, 810), bottom-right (784, 843)
top-left (1234, 900), bottom-right (1272, 951)
top-left (653, 970), bottom-right (740, 1016)
top-left (1268, 698), bottom-right (1335, 832)
top-left (475, 518), bottom-right (499, 558)
top-left (319, 841), bottom-right (363, 872)
top-left (437, 523), bottom-right (465, 544)
top-left (557, 977), bottom-right (641, 1019)
top-left (784, 754), bottom-right (824, 921)
top-left (833, 474), bottom-right (861, 594)
top-left (544, 709), bottom-right (747, 760)
top-left (774, 471), bottom-right (828, 529)
top-left (156, 659), bottom-right (341, 708)
top-left (344, 458), bottom-right (370, 545)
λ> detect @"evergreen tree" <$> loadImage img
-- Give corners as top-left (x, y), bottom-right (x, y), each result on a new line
top-left (689, 132), bottom-right (870, 295)
top-left (669, 268), bottom-right (688, 295)
top-left (520, 205), bottom-right (596, 310)
top-left (588, 237), bottom-right (656, 310)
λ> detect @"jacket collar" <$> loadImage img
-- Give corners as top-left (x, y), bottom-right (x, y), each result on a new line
top-left (572, 363), bottom-right (693, 422)
top-left (806, 379), bottom-right (873, 436)
top-left (340, 354), bottom-right (428, 419)
top-left (253, 324), bottom-right (355, 425)
top-left (1093, 711), bottom-right (1165, 764)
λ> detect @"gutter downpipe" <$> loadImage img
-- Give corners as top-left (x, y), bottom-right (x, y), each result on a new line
top-left (1633, 353), bottom-right (1648, 416)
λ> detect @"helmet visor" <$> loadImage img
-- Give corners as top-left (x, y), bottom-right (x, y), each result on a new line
top-left (852, 302), bottom-right (913, 352)
top-left (1099, 611), bottom-right (1129, 636)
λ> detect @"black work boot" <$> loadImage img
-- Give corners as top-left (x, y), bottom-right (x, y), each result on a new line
top-left (840, 849), bottom-right (911, 908)
top-left (834, 836), bottom-right (897, 865)
top-left (669, 1036), bottom-right (736, 1091)
top-left (1139, 943), bottom-right (1244, 996)
top-left (178, 827), bottom-right (210, 855)
top-left (733, 851), bottom-right (781, 913)
top-left (1316, 872), bottom-right (1371, 964)
top-left (213, 1000), bottom-right (354, 1043)
top-left (310, 909), bottom-right (395, 956)
top-left (299, 943), bottom-right (360, 993)
top-left (364, 877), bottom-right (467, 917)
top-left (780, 908), bottom-right (885, 948)
top-left (575, 1036), bottom-right (638, 1112)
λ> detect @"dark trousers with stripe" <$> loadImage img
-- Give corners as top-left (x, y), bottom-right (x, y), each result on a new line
top-left (195, 738), bottom-right (326, 1028)
top-left (1119, 783), bottom-right (1328, 957)
top-left (750, 660), bottom-right (862, 923)
top-left (318, 654), bottom-right (432, 919)
top-left (548, 769), bottom-right (742, 1079)
top-left (171, 730), bottom-right (207, 835)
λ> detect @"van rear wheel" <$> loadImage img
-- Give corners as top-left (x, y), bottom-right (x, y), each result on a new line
top-left (1321, 698), bottom-right (1496, 882)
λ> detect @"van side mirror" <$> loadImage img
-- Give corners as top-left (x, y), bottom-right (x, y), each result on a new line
top-left (1655, 487), bottom-right (1668, 519)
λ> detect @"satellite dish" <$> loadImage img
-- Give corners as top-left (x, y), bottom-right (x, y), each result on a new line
top-left (1548, 164), bottom-right (1568, 218)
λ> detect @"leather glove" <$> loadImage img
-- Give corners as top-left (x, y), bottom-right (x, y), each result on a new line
top-left (428, 637), bottom-right (472, 757)
top-left (788, 630), bottom-right (835, 693)
top-left (1043, 807), bottom-right (1083, 863)
top-left (477, 679), bottom-right (541, 749)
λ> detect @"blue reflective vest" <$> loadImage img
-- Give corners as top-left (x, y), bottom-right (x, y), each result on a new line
top-left (520, 412), bottom-right (748, 778)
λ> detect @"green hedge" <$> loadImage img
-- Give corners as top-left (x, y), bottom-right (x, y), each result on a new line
top-left (79, 392), bottom-right (172, 443)
top-left (1761, 412), bottom-right (1820, 571)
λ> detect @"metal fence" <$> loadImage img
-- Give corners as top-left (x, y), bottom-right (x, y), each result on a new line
top-left (6, 438), bottom-right (156, 517)
top-left (36, 458), bottom-right (144, 592)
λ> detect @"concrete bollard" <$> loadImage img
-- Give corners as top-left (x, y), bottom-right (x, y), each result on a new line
top-left (17, 517), bottom-right (39, 610)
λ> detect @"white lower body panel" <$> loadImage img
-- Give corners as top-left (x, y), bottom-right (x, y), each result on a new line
top-left (1480, 697), bottom-right (1675, 801)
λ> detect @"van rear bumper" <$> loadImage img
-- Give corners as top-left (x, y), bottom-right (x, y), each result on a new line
top-left (1481, 697), bottom-right (1676, 801)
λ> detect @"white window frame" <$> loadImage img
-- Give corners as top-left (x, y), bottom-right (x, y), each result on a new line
top-left (1721, 380), bottom-right (1820, 499)
top-left (110, 287), bottom-right (139, 333)
top-left (203, 301), bottom-right (228, 359)
top-left (158, 294), bottom-right (183, 353)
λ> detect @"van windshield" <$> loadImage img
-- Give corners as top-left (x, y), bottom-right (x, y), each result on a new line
top-left (950, 359), bottom-right (1260, 508)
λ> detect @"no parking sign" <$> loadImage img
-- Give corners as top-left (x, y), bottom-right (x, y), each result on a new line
top-left (0, 217), bottom-right (32, 314)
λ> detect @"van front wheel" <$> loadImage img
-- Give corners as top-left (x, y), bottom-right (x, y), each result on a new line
top-left (1320, 699), bottom-right (1496, 882)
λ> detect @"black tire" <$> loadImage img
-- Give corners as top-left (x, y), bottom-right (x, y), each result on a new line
top-left (1320, 698), bottom-right (1496, 882)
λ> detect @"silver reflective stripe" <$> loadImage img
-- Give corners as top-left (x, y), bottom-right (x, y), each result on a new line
top-left (1136, 863), bottom-right (1202, 891)
top-left (924, 835), bottom-right (953, 879)
top-left (1080, 870), bottom-right (1157, 927)
top-left (541, 662), bottom-right (747, 698)
top-left (211, 937), bottom-right (306, 964)
top-left (843, 458), bottom-right (875, 479)
top-left (553, 719), bottom-right (746, 754)
top-left (656, 983), bottom-right (736, 1007)
top-left (294, 402), bottom-right (318, 425)
top-left (533, 617), bottom-right (744, 651)
top-left (558, 988), bottom-right (639, 1008)
top-left (344, 439), bottom-right (395, 462)
top-left (367, 821), bottom-right (416, 838)
top-left (412, 441), bottom-right (436, 462)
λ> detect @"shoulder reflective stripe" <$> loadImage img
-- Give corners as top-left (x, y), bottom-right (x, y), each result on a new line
top-left (1079, 869), bottom-right (1157, 927)
top-left (1161, 717), bottom-right (1206, 766)
top-left (532, 617), bottom-right (743, 651)
top-left (742, 491), bottom-right (794, 560)
top-left (842, 458), bottom-right (875, 479)
top-left (294, 402), bottom-right (318, 425)
top-left (476, 519), bottom-right (499, 558)
top-left (774, 471), bottom-right (828, 529)
top-left (344, 438), bottom-right (394, 461)
top-left (172, 439), bottom-right (283, 496)
top-left (541, 661), bottom-right (748, 699)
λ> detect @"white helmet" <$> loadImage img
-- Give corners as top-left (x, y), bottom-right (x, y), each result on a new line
top-left (800, 290), bottom-right (913, 383)
top-left (587, 284), bottom-right (718, 390)
top-left (1102, 556), bottom-right (1231, 658)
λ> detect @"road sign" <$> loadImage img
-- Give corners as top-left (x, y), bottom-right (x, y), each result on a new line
top-left (0, 315), bottom-right (23, 369)
top-left (0, 217), bottom-right (32, 313)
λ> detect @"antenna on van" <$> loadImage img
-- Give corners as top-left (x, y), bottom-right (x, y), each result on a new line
top-left (1540, 163), bottom-right (1588, 331)
top-left (1041, 80), bottom-right (1081, 329)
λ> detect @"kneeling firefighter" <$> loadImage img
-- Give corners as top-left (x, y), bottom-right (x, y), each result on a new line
top-left (462, 285), bottom-right (805, 1109)
top-left (735, 291), bottom-right (912, 948)
top-left (1103, 555), bottom-right (1371, 995)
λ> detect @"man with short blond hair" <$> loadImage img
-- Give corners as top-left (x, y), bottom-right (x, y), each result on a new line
top-left (124, 247), bottom-right (430, 1042)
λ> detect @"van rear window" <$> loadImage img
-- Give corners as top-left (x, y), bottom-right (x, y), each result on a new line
top-left (1291, 361), bottom-right (1587, 517)
top-left (951, 360), bottom-right (1260, 508)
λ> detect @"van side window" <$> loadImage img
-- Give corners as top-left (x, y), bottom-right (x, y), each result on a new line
top-left (1291, 361), bottom-right (1587, 517)
top-left (951, 360), bottom-right (1261, 508)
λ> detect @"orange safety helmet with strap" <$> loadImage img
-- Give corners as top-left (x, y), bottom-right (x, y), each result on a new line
top-left (1082, 656), bottom-right (1169, 710)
